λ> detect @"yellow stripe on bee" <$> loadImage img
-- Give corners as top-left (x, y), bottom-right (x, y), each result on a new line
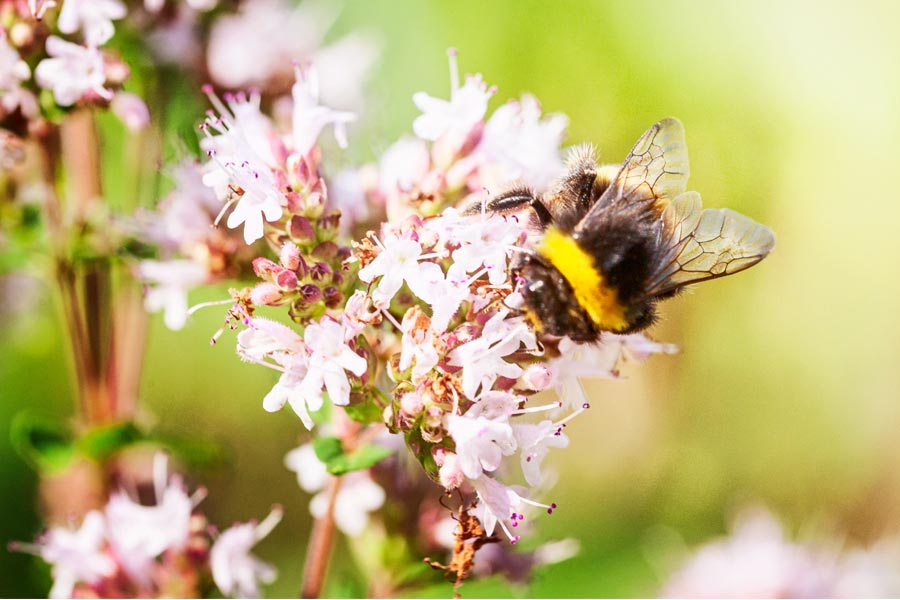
top-left (537, 228), bottom-right (629, 332)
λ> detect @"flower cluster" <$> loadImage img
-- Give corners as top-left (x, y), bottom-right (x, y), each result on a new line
top-left (662, 506), bottom-right (900, 598)
top-left (329, 50), bottom-right (568, 232)
top-left (0, 0), bottom-right (147, 133)
top-left (12, 454), bottom-right (281, 599)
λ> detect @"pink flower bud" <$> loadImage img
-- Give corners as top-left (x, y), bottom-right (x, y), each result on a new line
top-left (279, 242), bottom-right (301, 271)
top-left (289, 216), bottom-right (315, 243)
top-left (275, 270), bottom-right (298, 291)
top-left (438, 453), bottom-right (465, 490)
top-left (400, 392), bottom-right (424, 417)
top-left (520, 364), bottom-right (552, 391)
top-left (252, 257), bottom-right (280, 277)
top-left (250, 282), bottom-right (283, 306)
top-left (111, 92), bottom-right (150, 133)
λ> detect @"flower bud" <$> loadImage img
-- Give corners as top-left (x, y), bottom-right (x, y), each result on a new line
top-left (289, 216), bottom-right (315, 244)
top-left (323, 286), bottom-right (342, 308)
top-left (310, 262), bottom-right (332, 282)
top-left (275, 269), bottom-right (299, 291)
top-left (299, 284), bottom-right (323, 304)
top-left (400, 392), bottom-right (424, 417)
top-left (279, 242), bottom-right (302, 271)
top-left (520, 364), bottom-right (552, 391)
top-left (252, 257), bottom-right (280, 277)
top-left (311, 241), bottom-right (338, 261)
top-left (111, 92), bottom-right (150, 133)
top-left (250, 282), bottom-right (283, 306)
top-left (438, 452), bottom-right (465, 490)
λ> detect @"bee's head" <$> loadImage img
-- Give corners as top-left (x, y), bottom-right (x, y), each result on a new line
top-left (510, 252), bottom-right (599, 342)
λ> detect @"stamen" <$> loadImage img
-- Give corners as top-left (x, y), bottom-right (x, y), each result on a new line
top-left (381, 308), bottom-right (403, 331)
top-left (254, 505), bottom-right (284, 541)
top-left (187, 297), bottom-right (235, 317)
top-left (447, 47), bottom-right (460, 95)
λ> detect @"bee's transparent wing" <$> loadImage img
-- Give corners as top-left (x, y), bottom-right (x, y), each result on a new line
top-left (578, 118), bottom-right (689, 231)
top-left (648, 194), bottom-right (775, 295)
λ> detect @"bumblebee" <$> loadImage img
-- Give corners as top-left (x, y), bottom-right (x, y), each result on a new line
top-left (476, 117), bottom-right (775, 341)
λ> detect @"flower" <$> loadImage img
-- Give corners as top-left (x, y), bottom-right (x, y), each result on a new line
top-left (412, 50), bottom-right (492, 142)
top-left (138, 259), bottom-right (207, 330)
top-left (357, 234), bottom-right (441, 306)
top-left (29, 511), bottom-right (115, 599)
top-left (57, 0), bottom-right (126, 47)
top-left (450, 212), bottom-right (523, 285)
top-left (446, 413), bottom-right (516, 479)
top-left (111, 91), bottom-right (150, 132)
top-left (210, 507), bottom-right (282, 599)
top-left (34, 36), bottom-right (111, 106)
top-left (284, 443), bottom-right (386, 536)
top-left (0, 31), bottom-right (36, 118)
top-left (104, 454), bottom-right (203, 585)
top-left (301, 317), bottom-right (367, 407)
top-left (291, 65), bottom-right (356, 155)
top-left (512, 420), bottom-right (569, 487)
top-left (474, 94), bottom-right (568, 191)
top-left (662, 507), bottom-right (835, 598)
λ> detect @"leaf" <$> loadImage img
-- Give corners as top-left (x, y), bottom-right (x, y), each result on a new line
top-left (314, 436), bottom-right (393, 475)
top-left (343, 390), bottom-right (385, 424)
top-left (77, 422), bottom-right (142, 461)
top-left (10, 413), bottom-right (74, 473)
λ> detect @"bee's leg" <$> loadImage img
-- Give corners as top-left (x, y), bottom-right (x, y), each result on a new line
top-left (487, 191), bottom-right (554, 226)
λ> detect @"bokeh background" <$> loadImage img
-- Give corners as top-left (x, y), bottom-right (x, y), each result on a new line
top-left (3, 0), bottom-right (900, 596)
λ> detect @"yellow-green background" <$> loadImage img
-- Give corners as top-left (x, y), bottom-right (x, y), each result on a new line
top-left (3, 0), bottom-right (900, 596)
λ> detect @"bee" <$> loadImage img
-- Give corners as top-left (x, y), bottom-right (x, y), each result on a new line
top-left (474, 117), bottom-right (775, 341)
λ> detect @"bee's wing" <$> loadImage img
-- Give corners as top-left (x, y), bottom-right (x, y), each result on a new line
top-left (647, 192), bottom-right (775, 296)
top-left (578, 118), bottom-right (690, 229)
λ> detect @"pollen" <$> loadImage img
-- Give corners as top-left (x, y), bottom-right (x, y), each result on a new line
top-left (537, 228), bottom-right (628, 332)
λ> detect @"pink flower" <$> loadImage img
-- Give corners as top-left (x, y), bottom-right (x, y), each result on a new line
top-left (111, 91), bottom-right (150, 132)
top-left (210, 507), bottom-right (282, 599)
top-left (357, 235), bottom-right (440, 306)
top-left (35, 37), bottom-right (111, 106)
top-left (104, 454), bottom-right (204, 586)
top-left (0, 31), bottom-right (36, 118)
top-left (26, 511), bottom-right (115, 599)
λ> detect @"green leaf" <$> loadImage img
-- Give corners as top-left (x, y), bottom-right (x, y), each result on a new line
top-left (10, 413), bottom-right (74, 473)
top-left (313, 436), bottom-right (344, 464)
top-left (343, 391), bottom-right (385, 424)
top-left (313, 436), bottom-right (393, 475)
top-left (326, 443), bottom-right (393, 476)
top-left (77, 422), bottom-right (142, 461)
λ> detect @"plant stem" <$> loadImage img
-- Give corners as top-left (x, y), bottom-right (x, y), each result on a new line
top-left (300, 475), bottom-right (342, 598)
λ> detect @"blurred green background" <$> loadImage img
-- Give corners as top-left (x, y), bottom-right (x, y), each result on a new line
top-left (3, 0), bottom-right (900, 596)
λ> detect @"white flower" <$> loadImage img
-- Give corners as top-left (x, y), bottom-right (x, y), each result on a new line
top-left (446, 413), bottom-right (516, 479)
top-left (309, 472), bottom-right (386, 537)
top-left (291, 65), bottom-right (356, 155)
top-left (0, 32), bottom-right (36, 118)
top-left (451, 213), bottom-right (522, 285)
top-left (284, 443), bottom-right (329, 493)
top-left (475, 94), bottom-right (568, 191)
top-left (33, 511), bottom-right (115, 599)
top-left (425, 262), bottom-right (472, 334)
top-left (448, 312), bottom-right (535, 399)
top-left (357, 235), bottom-right (441, 306)
top-left (138, 259), bottom-right (207, 330)
top-left (398, 309), bottom-right (439, 381)
top-left (141, 161), bottom-right (220, 253)
top-left (211, 507), bottom-right (282, 599)
top-left (205, 0), bottom-right (334, 90)
top-left (105, 454), bottom-right (202, 585)
top-left (300, 317), bottom-right (367, 408)
top-left (201, 90), bottom-right (285, 244)
top-left (412, 52), bottom-right (492, 142)
top-left (512, 420), bottom-right (569, 487)
top-left (237, 318), bottom-right (322, 428)
top-left (35, 37), bottom-right (111, 106)
top-left (57, 0), bottom-right (126, 47)
top-left (284, 443), bottom-right (386, 537)
top-left (378, 137), bottom-right (430, 194)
